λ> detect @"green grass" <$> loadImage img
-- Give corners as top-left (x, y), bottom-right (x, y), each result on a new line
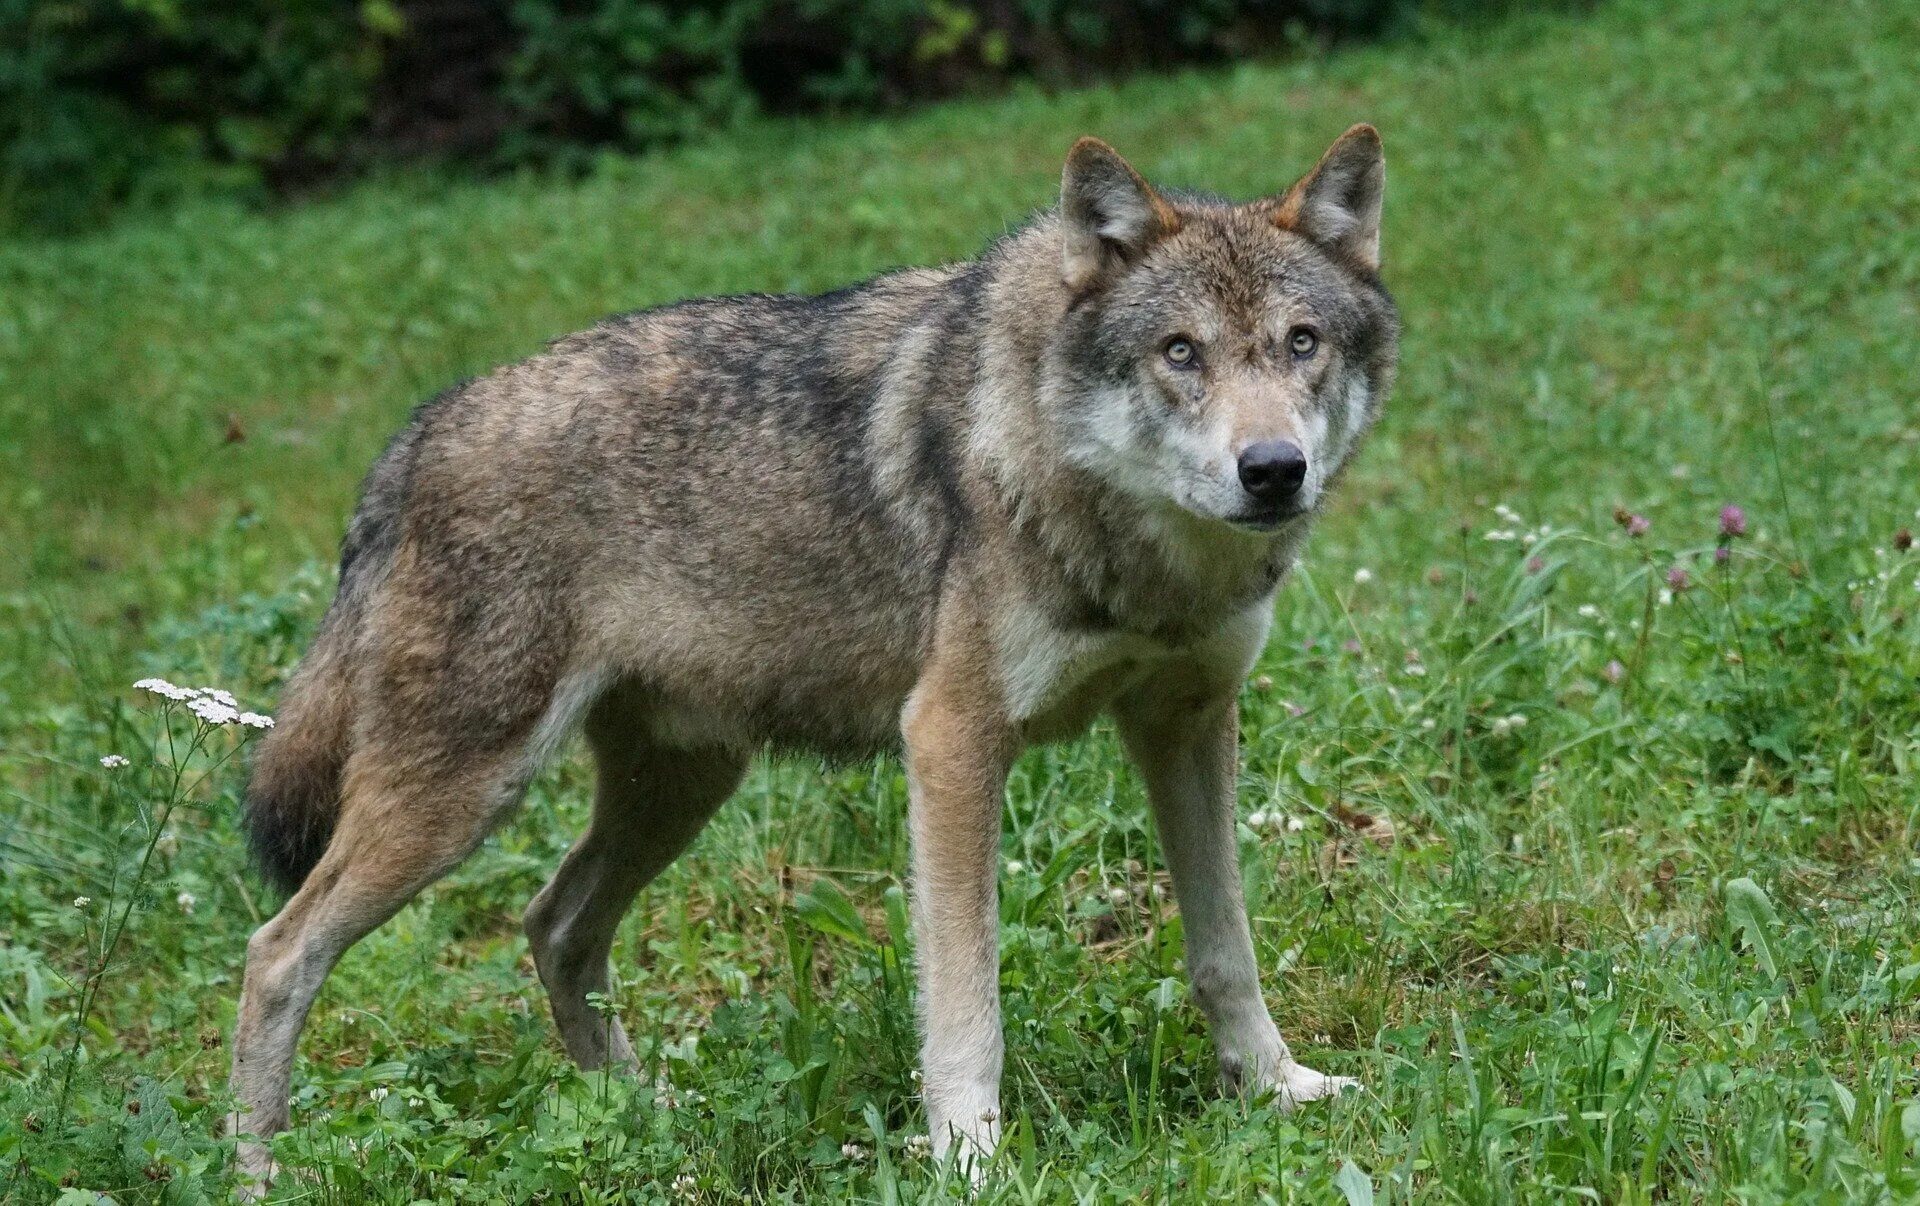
top-left (4, 0), bottom-right (1920, 1199)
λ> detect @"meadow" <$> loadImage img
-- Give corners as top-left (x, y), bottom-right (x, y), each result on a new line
top-left (3, 0), bottom-right (1918, 1199)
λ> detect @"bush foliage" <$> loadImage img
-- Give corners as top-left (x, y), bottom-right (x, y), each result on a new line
top-left (2, 0), bottom-right (1508, 232)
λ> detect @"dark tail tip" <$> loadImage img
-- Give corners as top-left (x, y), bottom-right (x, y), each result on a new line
top-left (243, 771), bottom-right (339, 895)
top-left (240, 667), bottom-right (351, 895)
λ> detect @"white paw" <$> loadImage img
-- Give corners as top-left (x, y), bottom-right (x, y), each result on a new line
top-left (1270, 1060), bottom-right (1360, 1111)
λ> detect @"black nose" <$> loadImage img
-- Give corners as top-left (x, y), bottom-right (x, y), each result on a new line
top-left (1237, 440), bottom-right (1309, 503)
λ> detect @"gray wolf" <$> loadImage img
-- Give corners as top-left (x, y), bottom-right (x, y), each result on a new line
top-left (230, 125), bottom-right (1398, 1186)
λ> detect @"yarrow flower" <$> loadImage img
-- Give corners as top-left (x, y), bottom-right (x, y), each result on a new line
top-left (134, 677), bottom-right (199, 702)
top-left (1718, 505), bottom-right (1747, 539)
top-left (189, 697), bottom-right (239, 725)
top-left (136, 678), bottom-right (272, 728)
top-left (99, 754), bottom-right (129, 769)
top-left (73, 896), bottom-right (91, 909)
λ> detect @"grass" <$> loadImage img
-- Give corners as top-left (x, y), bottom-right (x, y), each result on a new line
top-left (3, 0), bottom-right (1919, 1199)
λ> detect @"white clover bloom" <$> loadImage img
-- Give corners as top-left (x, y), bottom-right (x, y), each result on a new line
top-left (1004, 859), bottom-right (1023, 875)
top-left (177, 891), bottom-right (196, 914)
top-left (840, 1143), bottom-right (869, 1162)
top-left (978, 1107), bottom-right (999, 1124)
top-left (1420, 717), bottom-right (1437, 731)
top-left (1506, 713), bottom-right (1528, 729)
top-left (1285, 815), bottom-right (1306, 832)
top-left (905, 1134), bottom-right (932, 1158)
top-left (1521, 531), bottom-right (1538, 546)
top-left (1352, 568), bottom-right (1374, 585)
top-left (99, 754), bottom-right (129, 769)
top-left (1248, 810), bottom-right (1270, 830)
top-left (672, 1173), bottom-right (699, 1200)
top-left (1658, 589), bottom-right (1674, 606)
top-left (73, 895), bottom-right (91, 909)
top-left (1577, 604), bottom-right (1601, 619)
top-left (1107, 886), bottom-right (1130, 906)
top-left (238, 712), bottom-right (275, 729)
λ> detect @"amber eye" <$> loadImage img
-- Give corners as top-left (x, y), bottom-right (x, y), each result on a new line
top-left (1165, 338), bottom-right (1196, 367)
top-left (1289, 327), bottom-right (1319, 359)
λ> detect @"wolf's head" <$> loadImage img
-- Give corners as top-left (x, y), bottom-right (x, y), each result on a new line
top-left (1044, 126), bottom-right (1398, 533)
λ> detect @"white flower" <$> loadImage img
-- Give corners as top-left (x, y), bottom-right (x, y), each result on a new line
top-left (1352, 568), bottom-right (1374, 585)
top-left (978, 1107), bottom-right (999, 1124)
top-left (1107, 886), bottom-right (1130, 906)
top-left (1248, 810), bottom-right (1269, 830)
top-left (1570, 978), bottom-right (1587, 992)
top-left (672, 1173), bottom-right (699, 1200)
top-left (1506, 713), bottom-right (1528, 729)
top-left (1485, 529), bottom-right (1517, 542)
top-left (905, 1134), bottom-right (932, 1158)
top-left (1004, 860), bottom-right (1023, 875)
top-left (1494, 503), bottom-right (1524, 525)
top-left (1577, 604), bottom-right (1601, 619)
top-left (177, 891), bottom-right (196, 914)
top-left (237, 712), bottom-right (274, 729)
top-left (199, 688), bottom-right (238, 707)
top-left (840, 1143), bottom-right (869, 1162)
top-left (134, 677), bottom-right (199, 702)
top-left (1658, 589), bottom-right (1674, 606)
top-left (1419, 717), bottom-right (1437, 731)
top-left (73, 896), bottom-right (91, 909)
top-left (99, 754), bottom-right (129, 769)
top-left (1521, 531), bottom-right (1538, 546)
top-left (189, 697), bottom-right (239, 725)
top-left (1403, 662), bottom-right (1427, 677)
top-left (371, 1086), bottom-right (389, 1101)
top-left (1285, 815), bottom-right (1306, 832)
top-left (1489, 713), bottom-right (1529, 737)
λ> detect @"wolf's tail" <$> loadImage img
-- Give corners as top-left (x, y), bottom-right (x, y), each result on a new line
top-left (243, 618), bottom-right (358, 895)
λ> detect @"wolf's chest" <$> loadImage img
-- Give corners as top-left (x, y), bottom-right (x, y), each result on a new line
top-left (994, 602), bottom-right (1272, 743)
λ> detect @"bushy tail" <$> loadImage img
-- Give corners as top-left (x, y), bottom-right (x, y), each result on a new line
top-left (243, 622), bottom-right (357, 894)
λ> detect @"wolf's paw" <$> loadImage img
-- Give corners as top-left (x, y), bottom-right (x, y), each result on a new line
top-left (1268, 1060), bottom-right (1359, 1112)
top-left (233, 1142), bottom-right (278, 1201)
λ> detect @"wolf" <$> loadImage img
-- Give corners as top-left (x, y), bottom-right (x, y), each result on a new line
top-left (229, 124), bottom-right (1397, 1185)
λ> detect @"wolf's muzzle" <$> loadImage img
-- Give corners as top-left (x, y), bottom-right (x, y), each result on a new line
top-left (1237, 439), bottom-right (1308, 505)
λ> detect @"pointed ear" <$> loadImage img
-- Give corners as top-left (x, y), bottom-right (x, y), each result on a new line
top-left (1060, 137), bottom-right (1181, 290)
top-left (1273, 124), bottom-right (1385, 272)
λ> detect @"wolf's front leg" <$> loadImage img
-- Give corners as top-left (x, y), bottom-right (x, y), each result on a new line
top-left (1116, 689), bottom-right (1358, 1108)
top-left (901, 656), bottom-right (1018, 1179)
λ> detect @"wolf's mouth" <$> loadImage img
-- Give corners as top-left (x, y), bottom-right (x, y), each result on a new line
top-left (1227, 503), bottom-right (1307, 532)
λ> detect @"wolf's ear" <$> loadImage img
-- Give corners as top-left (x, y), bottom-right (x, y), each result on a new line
top-left (1060, 137), bottom-right (1181, 290)
top-left (1273, 124), bottom-right (1385, 272)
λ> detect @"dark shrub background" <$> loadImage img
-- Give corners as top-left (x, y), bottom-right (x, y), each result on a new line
top-left (2, 0), bottom-right (1526, 233)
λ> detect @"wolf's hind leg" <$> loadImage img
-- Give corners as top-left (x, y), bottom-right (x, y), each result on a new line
top-left (525, 689), bottom-right (746, 1069)
top-left (230, 739), bottom-right (536, 1188)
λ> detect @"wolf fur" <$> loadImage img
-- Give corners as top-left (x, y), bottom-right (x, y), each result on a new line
top-left (231, 126), bottom-right (1398, 1185)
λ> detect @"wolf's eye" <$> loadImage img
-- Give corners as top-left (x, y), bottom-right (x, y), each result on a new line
top-left (1289, 328), bottom-right (1319, 359)
top-left (1164, 338), bottom-right (1196, 367)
